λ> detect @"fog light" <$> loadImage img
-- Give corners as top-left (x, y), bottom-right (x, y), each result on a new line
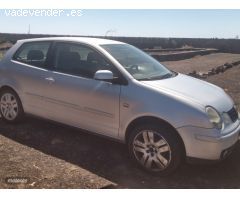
top-left (221, 146), bottom-right (235, 159)
top-left (222, 150), bottom-right (229, 159)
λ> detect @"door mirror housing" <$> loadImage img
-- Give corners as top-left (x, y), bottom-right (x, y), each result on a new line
top-left (94, 70), bottom-right (114, 81)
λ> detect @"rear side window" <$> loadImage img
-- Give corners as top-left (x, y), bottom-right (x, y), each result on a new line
top-left (13, 42), bottom-right (51, 68)
top-left (53, 42), bottom-right (116, 78)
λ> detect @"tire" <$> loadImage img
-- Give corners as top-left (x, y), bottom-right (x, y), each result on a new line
top-left (0, 88), bottom-right (24, 123)
top-left (128, 123), bottom-right (184, 176)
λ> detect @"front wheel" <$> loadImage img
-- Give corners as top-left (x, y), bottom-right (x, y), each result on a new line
top-left (0, 89), bottom-right (24, 123)
top-left (128, 124), bottom-right (184, 175)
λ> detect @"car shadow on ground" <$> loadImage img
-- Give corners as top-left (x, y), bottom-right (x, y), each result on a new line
top-left (0, 117), bottom-right (240, 188)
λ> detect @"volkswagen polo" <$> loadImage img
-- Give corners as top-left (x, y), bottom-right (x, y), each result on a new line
top-left (0, 37), bottom-right (239, 175)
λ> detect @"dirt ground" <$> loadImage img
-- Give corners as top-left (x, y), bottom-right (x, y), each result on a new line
top-left (1, 115), bottom-right (240, 189)
top-left (0, 58), bottom-right (240, 189)
top-left (162, 53), bottom-right (240, 74)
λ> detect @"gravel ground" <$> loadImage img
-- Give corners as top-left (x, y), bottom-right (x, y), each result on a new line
top-left (0, 112), bottom-right (240, 189)
top-left (0, 58), bottom-right (240, 189)
top-left (0, 115), bottom-right (240, 189)
top-left (0, 121), bottom-right (115, 189)
top-left (162, 53), bottom-right (240, 74)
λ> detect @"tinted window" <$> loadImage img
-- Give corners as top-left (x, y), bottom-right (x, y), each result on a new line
top-left (13, 42), bottom-right (51, 68)
top-left (53, 42), bottom-right (116, 78)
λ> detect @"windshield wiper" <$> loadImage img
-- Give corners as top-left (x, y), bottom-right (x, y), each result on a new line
top-left (137, 73), bottom-right (174, 81)
top-left (137, 77), bottom-right (152, 81)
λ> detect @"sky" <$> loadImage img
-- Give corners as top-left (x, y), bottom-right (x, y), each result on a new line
top-left (0, 9), bottom-right (240, 38)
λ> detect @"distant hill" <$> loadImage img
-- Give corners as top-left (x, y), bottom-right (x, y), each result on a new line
top-left (1, 32), bottom-right (240, 53)
top-left (0, 33), bottom-right (62, 43)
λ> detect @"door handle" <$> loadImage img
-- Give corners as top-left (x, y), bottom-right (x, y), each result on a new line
top-left (45, 77), bottom-right (55, 83)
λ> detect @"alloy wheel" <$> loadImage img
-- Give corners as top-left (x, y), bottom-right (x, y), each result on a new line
top-left (0, 93), bottom-right (19, 120)
top-left (133, 130), bottom-right (171, 171)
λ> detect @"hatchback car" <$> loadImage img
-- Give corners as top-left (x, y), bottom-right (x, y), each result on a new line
top-left (0, 37), bottom-right (239, 175)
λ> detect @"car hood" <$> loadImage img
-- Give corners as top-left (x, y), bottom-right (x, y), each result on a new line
top-left (141, 73), bottom-right (233, 112)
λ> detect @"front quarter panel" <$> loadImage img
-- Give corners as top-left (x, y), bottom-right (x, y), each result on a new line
top-left (119, 79), bottom-right (213, 141)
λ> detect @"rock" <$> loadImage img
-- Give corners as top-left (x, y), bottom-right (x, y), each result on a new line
top-left (195, 72), bottom-right (208, 79)
top-left (189, 70), bottom-right (197, 76)
top-left (188, 70), bottom-right (199, 78)
top-left (215, 66), bottom-right (224, 73)
top-left (29, 182), bottom-right (36, 187)
top-left (211, 68), bottom-right (216, 73)
top-left (222, 65), bottom-right (228, 71)
top-left (225, 63), bottom-right (233, 69)
top-left (208, 70), bottom-right (214, 76)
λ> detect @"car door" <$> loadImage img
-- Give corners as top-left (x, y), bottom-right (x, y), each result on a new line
top-left (11, 41), bottom-right (53, 117)
top-left (41, 42), bottom-right (122, 138)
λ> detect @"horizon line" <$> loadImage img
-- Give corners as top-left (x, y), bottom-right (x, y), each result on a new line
top-left (0, 32), bottom-right (239, 40)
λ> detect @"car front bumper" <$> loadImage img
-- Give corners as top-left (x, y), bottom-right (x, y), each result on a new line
top-left (177, 119), bottom-right (240, 160)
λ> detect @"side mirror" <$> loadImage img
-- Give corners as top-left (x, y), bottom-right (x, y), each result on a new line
top-left (94, 70), bottom-right (114, 81)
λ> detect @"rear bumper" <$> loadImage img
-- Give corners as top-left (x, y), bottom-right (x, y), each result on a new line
top-left (177, 120), bottom-right (240, 160)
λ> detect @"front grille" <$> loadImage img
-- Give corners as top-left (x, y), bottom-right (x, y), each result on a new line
top-left (227, 107), bottom-right (239, 123)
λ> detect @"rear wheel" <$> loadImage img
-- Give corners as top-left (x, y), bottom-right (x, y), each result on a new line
top-left (128, 123), bottom-right (183, 175)
top-left (0, 89), bottom-right (24, 123)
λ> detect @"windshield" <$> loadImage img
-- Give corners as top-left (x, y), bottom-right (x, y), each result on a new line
top-left (101, 44), bottom-right (175, 80)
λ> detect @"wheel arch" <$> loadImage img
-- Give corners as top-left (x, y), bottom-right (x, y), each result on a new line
top-left (0, 85), bottom-right (19, 95)
top-left (125, 116), bottom-right (186, 156)
top-left (0, 85), bottom-right (24, 109)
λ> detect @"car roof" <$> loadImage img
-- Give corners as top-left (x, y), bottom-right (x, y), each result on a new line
top-left (17, 37), bottom-right (124, 46)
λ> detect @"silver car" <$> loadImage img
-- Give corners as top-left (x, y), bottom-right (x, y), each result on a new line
top-left (0, 37), bottom-right (239, 175)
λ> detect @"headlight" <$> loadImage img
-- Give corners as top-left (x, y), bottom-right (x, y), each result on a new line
top-left (206, 106), bottom-right (223, 130)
